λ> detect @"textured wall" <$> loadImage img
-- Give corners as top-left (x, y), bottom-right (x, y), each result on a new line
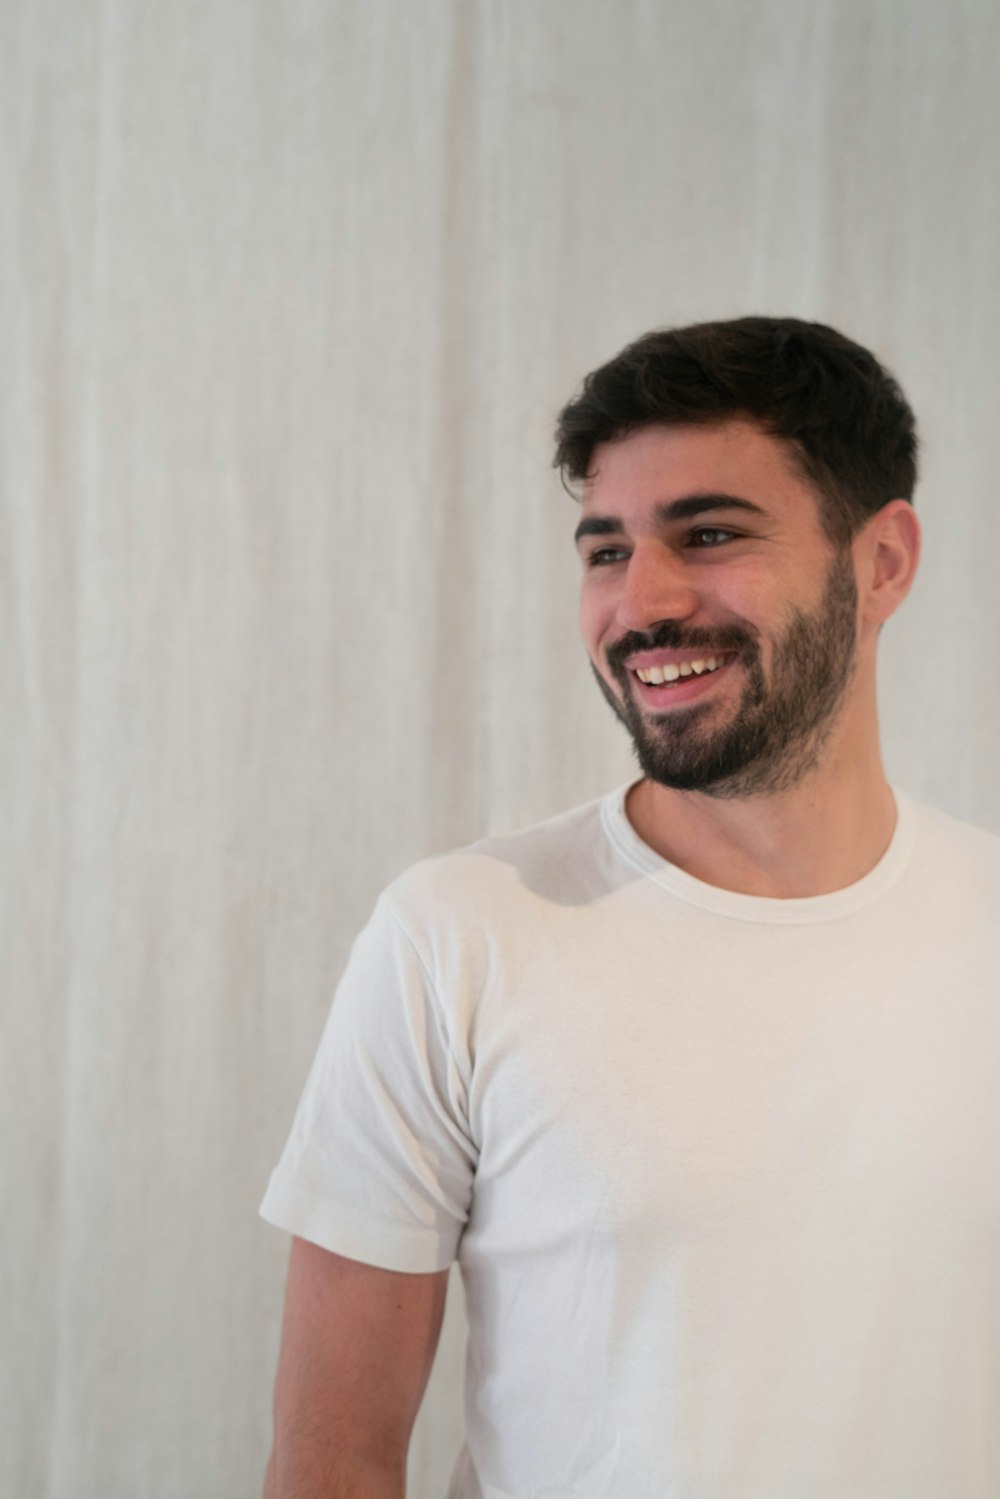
top-left (3, 1), bottom-right (999, 1495)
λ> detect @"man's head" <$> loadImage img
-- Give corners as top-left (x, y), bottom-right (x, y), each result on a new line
top-left (555, 318), bottom-right (921, 798)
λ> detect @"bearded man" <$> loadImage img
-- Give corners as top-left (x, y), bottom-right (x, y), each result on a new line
top-left (260, 318), bottom-right (1000, 1499)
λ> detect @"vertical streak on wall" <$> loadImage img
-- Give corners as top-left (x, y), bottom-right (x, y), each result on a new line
top-left (419, 0), bottom-right (491, 848)
top-left (46, 0), bottom-right (118, 1492)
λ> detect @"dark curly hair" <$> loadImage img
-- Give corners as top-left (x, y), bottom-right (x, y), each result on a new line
top-left (553, 316), bottom-right (918, 548)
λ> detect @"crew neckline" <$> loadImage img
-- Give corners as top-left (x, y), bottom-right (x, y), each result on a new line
top-left (601, 779), bottom-right (915, 924)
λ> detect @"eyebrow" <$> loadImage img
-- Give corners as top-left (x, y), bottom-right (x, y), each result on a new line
top-left (573, 492), bottom-right (769, 548)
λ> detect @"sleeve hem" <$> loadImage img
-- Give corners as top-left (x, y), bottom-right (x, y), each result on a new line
top-left (258, 1173), bottom-right (458, 1274)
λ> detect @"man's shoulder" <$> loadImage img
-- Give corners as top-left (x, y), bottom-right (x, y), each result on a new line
top-left (907, 790), bottom-right (1000, 880)
top-left (380, 784), bottom-right (627, 930)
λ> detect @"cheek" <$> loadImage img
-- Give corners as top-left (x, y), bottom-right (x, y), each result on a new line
top-left (578, 590), bottom-right (609, 658)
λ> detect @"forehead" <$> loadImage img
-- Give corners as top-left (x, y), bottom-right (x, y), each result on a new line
top-left (580, 419), bottom-right (822, 527)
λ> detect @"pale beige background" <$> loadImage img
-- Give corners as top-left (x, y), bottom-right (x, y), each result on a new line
top-left (3, 1), bottom-right (1000, 1495)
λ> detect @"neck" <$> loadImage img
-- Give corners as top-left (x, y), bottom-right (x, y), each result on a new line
top-left (626, 745), bottom-right (897, 900)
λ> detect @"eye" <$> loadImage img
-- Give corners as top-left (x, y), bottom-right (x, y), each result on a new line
top-left (687, 526), bottom-right (738, 548)
top-left (585, 547), bottom-right (630, 567)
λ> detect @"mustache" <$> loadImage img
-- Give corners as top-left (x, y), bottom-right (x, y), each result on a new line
top-left (606, 621), bottom-right (760, 673)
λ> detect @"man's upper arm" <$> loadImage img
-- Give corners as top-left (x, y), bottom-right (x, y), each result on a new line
top-left (268, 1235), bottom-right (450, 1479)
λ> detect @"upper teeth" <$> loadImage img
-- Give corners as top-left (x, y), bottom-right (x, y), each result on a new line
top-left (635, 656), bottom-right (725, 684)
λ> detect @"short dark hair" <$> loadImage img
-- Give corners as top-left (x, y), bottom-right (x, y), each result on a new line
top-left (553, 316), bottom-right (918, 547)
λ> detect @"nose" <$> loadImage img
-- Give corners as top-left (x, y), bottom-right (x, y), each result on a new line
top-left (614, 540), bottom-right (700, 634)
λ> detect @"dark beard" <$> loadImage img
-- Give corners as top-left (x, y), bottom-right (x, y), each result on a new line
top-left (593, 547), bottom-right (859, 799)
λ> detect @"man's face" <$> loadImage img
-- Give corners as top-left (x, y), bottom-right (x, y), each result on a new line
top-left (575, 420), bottom-right (861, 798)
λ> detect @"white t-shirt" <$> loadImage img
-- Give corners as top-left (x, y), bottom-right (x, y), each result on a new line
top-left (260, 783), bottom-right (1000, 1499)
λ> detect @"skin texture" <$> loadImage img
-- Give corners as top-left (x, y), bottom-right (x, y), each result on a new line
top-left (576, 419), bottom-right (921, 897)
top-left (263, 1237), bottom-right (449, 1498)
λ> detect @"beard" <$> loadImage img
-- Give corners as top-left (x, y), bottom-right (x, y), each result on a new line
top-left (593, 547), bottom-right (860, 799)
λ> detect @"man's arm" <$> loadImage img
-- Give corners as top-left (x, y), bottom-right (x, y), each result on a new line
top-left (263, 1235), bottom-right (450, 1499)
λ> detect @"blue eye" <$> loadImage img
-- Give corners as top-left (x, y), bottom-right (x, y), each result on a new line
top-left (586, 547), bottom-right (629, 567)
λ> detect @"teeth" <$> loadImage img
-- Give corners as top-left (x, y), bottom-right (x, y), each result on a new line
top-left (635, 655), bottom-right (725, 685)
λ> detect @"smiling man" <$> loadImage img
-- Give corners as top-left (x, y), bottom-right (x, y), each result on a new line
top-left (569, 406), bottom-right (915, 896)
top-left (260, 318), bottom-right (1000, 1499)
top-left (575, 423), bottom-right (864, 801)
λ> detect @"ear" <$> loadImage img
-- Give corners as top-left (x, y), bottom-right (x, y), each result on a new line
top-left (853, 499), bottom-right (921, 631)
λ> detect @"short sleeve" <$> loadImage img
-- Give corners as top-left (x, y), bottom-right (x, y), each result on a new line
top-left (259, 891), bottom-right (478, 1272)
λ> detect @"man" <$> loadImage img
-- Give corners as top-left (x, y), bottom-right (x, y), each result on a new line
top-left (260, 318), bottom-right (1000, 1499)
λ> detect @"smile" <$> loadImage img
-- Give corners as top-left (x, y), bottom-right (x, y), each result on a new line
top-left (632, 654), bottom-right (731, 684)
